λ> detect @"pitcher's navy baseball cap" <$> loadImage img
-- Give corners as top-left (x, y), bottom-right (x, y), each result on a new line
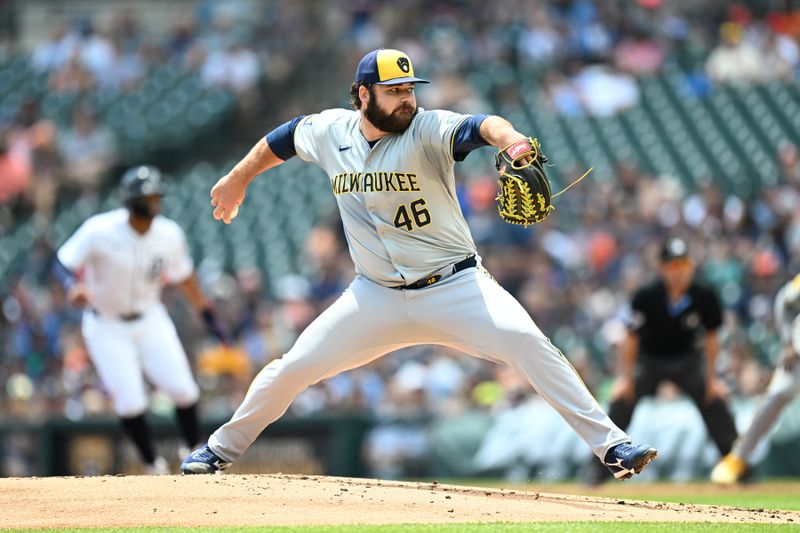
top-left (355, 49), bottom-right (430, 85)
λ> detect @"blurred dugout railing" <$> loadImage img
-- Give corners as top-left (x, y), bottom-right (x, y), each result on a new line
top-left (0, 415), bottom-right (371, 477)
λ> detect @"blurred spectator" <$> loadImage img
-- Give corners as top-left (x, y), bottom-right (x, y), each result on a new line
top-left (77, 21), bottom-right (115, 88)
top-left (111, 9), bottom-right (144, 56)
top-left (565, 0), bottom-right (614, 59)
top-left (517, 6), bottom-right (564, 67)
top-left (8, 97), bottom-right (61, 222)
top-left (199, 29), bottom-right (261, 133)
top-left (26, 120), bottom-right (62, 220)
top-left (303, 224), bottom-right (353, 309)
top-left (0, 127), bottom-right (32, 205)
top-left (167, 15), bottom-right (199, 64)
top-left (614, 28), bottom-right (665, 76)
top-left (420, 74), bottom-right (486, 114)
top-left (48, 53), bottom-right (96, 93)
top-left (31, 21), bottom-right (79, 73)
top-left (778, 143), bottom-right (800, 185)
top-left (104, 38), bottom-right (147, 92)
top-left (57, 104), bottom-right (117, 196)
top-left (761, 30), bottom-right (799, 81)
top-left (542, 69), bottom-right (583, 117)
top-left (706, 22), bottom-right (765, 84)
top-left (201, 39), bottom-right (260, 95)
top-left (274, 274), bottom-right (316, 335)
top-left (573, 64), bottom-right (640, 116)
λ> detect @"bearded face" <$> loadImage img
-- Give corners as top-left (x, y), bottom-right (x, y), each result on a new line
top-left (362, 84), bottom-right (417, 133)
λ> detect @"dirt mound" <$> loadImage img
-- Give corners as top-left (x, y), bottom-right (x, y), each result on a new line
top-left (2, 474), bottom-right (797, 529)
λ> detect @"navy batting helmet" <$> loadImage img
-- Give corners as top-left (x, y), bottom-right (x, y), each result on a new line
top-left (120, 165), bottom-right (167, 203)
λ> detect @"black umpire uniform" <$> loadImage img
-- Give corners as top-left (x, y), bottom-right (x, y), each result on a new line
top-left (590, 238), bottom-right (737, 482)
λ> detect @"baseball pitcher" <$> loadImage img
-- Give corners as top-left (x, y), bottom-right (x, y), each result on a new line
top-left (181, 49), bottom-right (657, 480)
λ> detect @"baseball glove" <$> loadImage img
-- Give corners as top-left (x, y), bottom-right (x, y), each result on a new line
top-left (495, 137), bottom-right (553, 227)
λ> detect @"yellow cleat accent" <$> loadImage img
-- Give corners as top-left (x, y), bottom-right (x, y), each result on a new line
top-left (710, 454), bottom-right (748, 485)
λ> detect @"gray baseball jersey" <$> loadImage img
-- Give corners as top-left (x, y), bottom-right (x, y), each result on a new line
top-left (293, 108), bottom-right (477, 287)
top-left (775, 274), bottom-right (800, 349)
top-left (730, 275), bottom-right (800, 462)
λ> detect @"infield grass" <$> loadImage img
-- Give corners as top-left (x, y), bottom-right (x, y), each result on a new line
top-left (621, 492), bottom-right (800, 511)
top-left (518, 480), bottom-right (800, 512)
top-left (5, 524), bottom-right (798, 532)
top-left (443, 479), bottom-right (800, 511)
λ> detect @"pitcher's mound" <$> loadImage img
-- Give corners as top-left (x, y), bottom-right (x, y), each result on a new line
top-left (2, 474), bottom-right (798, 529)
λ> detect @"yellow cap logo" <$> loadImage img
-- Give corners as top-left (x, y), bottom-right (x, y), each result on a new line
top-left (397, 57), bottom-right (410, 72)
top-left (376, 49), bottom-right (415, 82)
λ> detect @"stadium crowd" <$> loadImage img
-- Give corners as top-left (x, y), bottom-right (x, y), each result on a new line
top-left (2, 0), bottom-right (800, 479)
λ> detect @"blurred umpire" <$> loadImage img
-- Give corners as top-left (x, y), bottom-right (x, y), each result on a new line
top-left (53, 166), bottom-right (229, 474)
top-left (588, 237), bottom-right (738, 483)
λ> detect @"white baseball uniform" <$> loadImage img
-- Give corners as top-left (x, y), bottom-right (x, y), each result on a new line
top-left (57, 208), bottom-right (200, 417)
top-left (208, 107), bottom-right (630, 462)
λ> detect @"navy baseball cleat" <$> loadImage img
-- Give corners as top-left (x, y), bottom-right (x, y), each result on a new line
top-left (603, 442), bottom-right (658, 480)
top-left (180, 444), bottom-right (231, 475)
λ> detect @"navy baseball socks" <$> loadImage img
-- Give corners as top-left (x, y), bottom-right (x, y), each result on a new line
top-left (603, 442), bottom-right (658, 480)
top-left (180, 443), bottom-right (231, 474)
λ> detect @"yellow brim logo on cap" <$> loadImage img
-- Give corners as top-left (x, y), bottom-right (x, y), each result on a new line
top-left (376, 49), bottom-right (415, 82)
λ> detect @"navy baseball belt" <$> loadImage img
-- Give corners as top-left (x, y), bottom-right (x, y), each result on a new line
top-left (396, 255), bottom-right (477, 290)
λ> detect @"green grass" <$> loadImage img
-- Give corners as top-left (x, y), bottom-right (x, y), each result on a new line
top-left (620, 493), bottom-right (800, 511)
top-left (3, 525), bottom-right (797, 532)
top-left (445, 479), bottom-right (800, 511)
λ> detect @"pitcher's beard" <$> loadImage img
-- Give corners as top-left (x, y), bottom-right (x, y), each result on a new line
top-left (365, 99), bottom-right (416, 133)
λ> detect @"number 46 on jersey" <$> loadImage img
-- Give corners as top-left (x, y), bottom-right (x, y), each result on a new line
top-left (393, 199), bottom-right (431, 231)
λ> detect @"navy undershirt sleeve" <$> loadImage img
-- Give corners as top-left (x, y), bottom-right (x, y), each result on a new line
top-left (265, 115), bottom-right (306, 161)
top-left (452, 114), bottom-right (489, 162)
top-left (52, 257), bottom-right (77, 291)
